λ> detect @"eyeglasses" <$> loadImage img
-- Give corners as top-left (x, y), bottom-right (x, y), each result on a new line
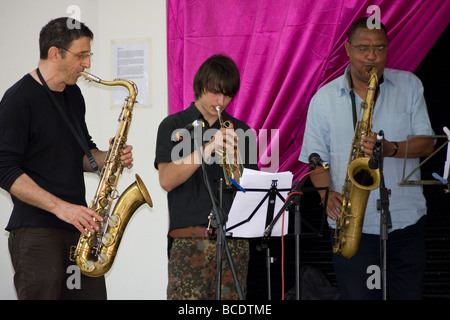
top-left (59, 47), bottom-right (93, 60)
top-left (348, 42), bottom-right (388, 55)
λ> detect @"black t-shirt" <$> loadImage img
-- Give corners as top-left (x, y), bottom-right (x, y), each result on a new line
top-left (154, 102), bottom-right (258, 232)
top-left (0, 74), bottom-right (97, 231)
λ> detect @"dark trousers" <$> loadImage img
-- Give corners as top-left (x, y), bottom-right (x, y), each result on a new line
top-left (332, 216), bottom-right (426, 300)
top-left (8, 227), bottom-right (107, 300)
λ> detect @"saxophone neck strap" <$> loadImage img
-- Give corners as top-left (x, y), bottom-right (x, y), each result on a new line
top-left (349, 73), bottom-right (357, 130)
top-left (36, 68), bottom-right (101, 176)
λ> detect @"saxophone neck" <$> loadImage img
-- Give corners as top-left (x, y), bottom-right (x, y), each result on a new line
top-left (80, 71), bottom-right (137, 99)
top-left (367, 67), bottom-right (378, 89)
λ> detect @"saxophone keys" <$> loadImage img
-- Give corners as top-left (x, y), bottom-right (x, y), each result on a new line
top-left (98, 253), bottom-right (108, 264)
top-left (69, 245), bottom-right (77, 262)
top-left (104, 185), bottom-right (113, 195)
top-left (110, 163), bottom-right (119, 173)
top-left (108, 215), bottom-right (120, 228)
top-left (88, 236), bottom-right (98, 247)
top-left (108, 175), bottom-right (116, 184)
top-left (96, 208), bottom-right (106, 216)
top-left (99, 197), bottom-right (109, 208)
top-left (102, 232), bottom-right (115, 247)
top-left (81, 260), bottom-right (96, 272)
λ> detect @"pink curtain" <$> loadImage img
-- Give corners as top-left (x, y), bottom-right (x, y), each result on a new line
top-left (167, 0), bottom-right (450, 180)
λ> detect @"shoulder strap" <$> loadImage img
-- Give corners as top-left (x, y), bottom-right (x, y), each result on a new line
top-left (348, 73), bottom-right (357, 130)
top-left (36, 68), bottom-right (100, 176)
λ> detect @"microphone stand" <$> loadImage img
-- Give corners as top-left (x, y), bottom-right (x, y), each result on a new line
top-left (215, 178), bottom-right (225, 300)
top-left (192, 124), bottom-right (244, 300)
top-left (373, 134), bottom-right (392, 300)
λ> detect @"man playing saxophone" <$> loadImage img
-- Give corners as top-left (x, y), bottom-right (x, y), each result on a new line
top-left (299, 17), bottom-right (434, 299)
top-left (0, 17), bottom-right (133, 299)
top-left (155, 54), bottom-right (258, 300)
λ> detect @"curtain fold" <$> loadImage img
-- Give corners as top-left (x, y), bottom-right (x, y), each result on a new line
top-left (167, 0), bottom-right (450, 180)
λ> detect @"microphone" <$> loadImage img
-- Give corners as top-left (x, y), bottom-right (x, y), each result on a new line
top-left (369, 130), bottom-right (384, 169)
top-left (308, 153), bottom-right (329, 170)
top-left (171, 119), bottom-right (203, 142)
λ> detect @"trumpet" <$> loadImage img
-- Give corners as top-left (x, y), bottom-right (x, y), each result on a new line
top-left (215, 106), bottom-right (243, 187)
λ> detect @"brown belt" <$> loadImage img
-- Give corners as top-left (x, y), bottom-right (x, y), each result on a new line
top-left (169, 226), bottom-right (216, 239)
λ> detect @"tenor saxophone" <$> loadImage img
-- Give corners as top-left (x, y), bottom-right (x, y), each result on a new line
top-left (332, 67), bottom-right (380, 259)
top-left (69, 71), bottom-right (153, 277)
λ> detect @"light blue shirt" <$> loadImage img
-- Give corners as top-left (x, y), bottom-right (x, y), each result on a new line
top-left (299, 65), bottom-right (434, 234)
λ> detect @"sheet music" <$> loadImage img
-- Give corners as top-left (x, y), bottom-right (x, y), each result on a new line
top-left (226, 169), bottom-right (293, 238)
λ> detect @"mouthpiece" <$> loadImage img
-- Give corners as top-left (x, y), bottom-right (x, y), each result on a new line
top-left (80, 71), bottom-right (101, 83)
top-left (365, 65), bottom-right (378, 76)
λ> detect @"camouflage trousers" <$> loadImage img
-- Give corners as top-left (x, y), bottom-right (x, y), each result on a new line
top-left (167, 238), bottom-right (249, 300)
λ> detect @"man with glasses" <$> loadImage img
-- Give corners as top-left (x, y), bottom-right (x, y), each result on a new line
top-left (0, 17), bottom-right (133, 299)
top-left (299, 17), bottom-right (434, 299)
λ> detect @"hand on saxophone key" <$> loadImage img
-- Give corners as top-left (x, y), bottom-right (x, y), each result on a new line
top-left (120, 144), bottom-right (134, 169)
top-left (53, 201), bottom-right (104, 235)
top-left (108, 138), bottom-right (134, 169)
top-left (322, 190), bottom-right (343, 221)
top-left (360, 135), bottom-right (376, 157)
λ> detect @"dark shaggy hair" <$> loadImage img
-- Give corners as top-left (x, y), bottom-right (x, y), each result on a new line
top-left (39, 17), bottom-right (93, 59)
top-left (193, 54), bottom-right (240, 100)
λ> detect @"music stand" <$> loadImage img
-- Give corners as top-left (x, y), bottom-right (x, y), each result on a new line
top-left (227, 179), bottom-right (290, 300)
top-left (399, 132), bottom-right (450, 190)
top-left (227, 171), bottom-right (329, 300)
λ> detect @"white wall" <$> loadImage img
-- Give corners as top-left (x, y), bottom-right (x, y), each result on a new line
top-left (0, 0), bottom-right (169, 299)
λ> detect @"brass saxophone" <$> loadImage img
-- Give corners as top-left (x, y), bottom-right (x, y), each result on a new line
top-left (333, 67), bottom-right (380, 259)
top-left (69, 71), bottom-right (153, 277)
top-left (215, 106), bottom-right (243, 188)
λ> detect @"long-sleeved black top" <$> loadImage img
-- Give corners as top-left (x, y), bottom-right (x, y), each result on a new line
top-left (0, 73), bottom-right (97, 231)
